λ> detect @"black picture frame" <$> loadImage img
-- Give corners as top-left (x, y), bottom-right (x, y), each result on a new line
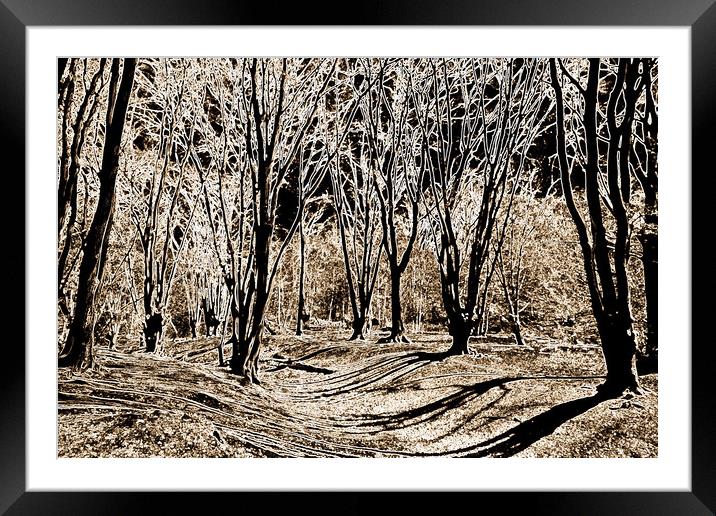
top-left (3, 1), bottom-right (714, 514)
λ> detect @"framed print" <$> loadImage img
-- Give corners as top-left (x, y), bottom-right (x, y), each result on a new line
top-left (5, 0), bottom-right (715, 514)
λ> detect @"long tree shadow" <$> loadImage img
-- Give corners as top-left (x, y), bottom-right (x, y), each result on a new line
top-left (345, 376), bottom-right (517, 432)
top-left (271, 350), bottom-right (442, 400)
top-left (320, 372), bottom-right (607, 446)
top-left (266, 361), bottom-right (335, 375)
top-left (442, 392), bottom-right (608, 457)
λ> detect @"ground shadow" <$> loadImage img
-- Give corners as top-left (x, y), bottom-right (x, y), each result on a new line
top-left (276, 350), bottom-right (436, 399)
top-left (332, 370), bottom-right (610, 457)
top-left (444, 392), bottom-right (608, 457)
top-left (266, 361), bottom-right (334, 375)
top-left (349, 376), bottom-right (518, 432)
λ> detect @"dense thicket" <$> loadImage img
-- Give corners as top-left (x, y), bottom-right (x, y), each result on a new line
top-left (58, 58), bottom-right (657, 394)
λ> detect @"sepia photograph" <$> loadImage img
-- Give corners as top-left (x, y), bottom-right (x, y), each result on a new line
top-left (56, 56), bottom-right (659, 459)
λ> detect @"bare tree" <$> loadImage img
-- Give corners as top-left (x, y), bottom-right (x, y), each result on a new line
top-left (295, 197), bottom-right (329, 336)
top-left (127, 59), bottom-right (203, 353)
top-left (495, 199), bottom-right (533, 346)
top-left (184, 270), bottom-right (202, 339)
top-left (57, 59), bottom-right (109, 327)
top-left (631, 58), bottom-right (658, 368)
top-left (97, 288), bottom-right (124, 350)
top-left (330, 134), bottom-right (385, 341)
top-left (359, 59), bottom-right (424, 343)
top-left (180, 238), bottom-right (220, 341)
top-left (549, 57), bottom-right (645, 395)
top-left (59, 58), bottom-right (137, 370)
top-left (493, 175), bottom-right (557, 347)
top-left (317, 59), bottom-right (390, 341)
top-left (195, 58), bottom-right (335, 382)
top-left (201, 275), bottom-right (225, 338)
top-left (411, 58), bottom-right (548, 355)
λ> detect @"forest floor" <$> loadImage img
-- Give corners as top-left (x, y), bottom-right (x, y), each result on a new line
top-left (58, 330), bottom-right (657, 458)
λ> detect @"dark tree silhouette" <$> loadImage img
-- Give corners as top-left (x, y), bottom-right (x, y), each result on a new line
top-left (412, 58), bottom-right (548, 355)
top-left (331, 141), bottom-right (384, 341)
top-left (128, 60), bottom-right (204, 353)
top-left (359, 59), bottom-right (424, 343)
top-left (193, 59), bottom-right (335, 382)
top-left (59, 58), bottom-right (137, 370)
top-left (632, 58), bottom-right (658, 370)
top-left (294, 200), bottom-right (327, 336)
top-left (550, 58), bottom-right (645, 395)
top-left (326, 59), bottom-right (390, 341)
top-left (57, 59), bottom-right (109, 324)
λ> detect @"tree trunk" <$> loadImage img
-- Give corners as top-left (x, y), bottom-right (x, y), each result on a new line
top-left (232, 296), bottom-right (248, 371)
top-left (473, 294), bottom-right (490, 336)
top-left (296, 294), bottom-right (306, 336)
top-left (378, 267), bottom-right (409, 343)
top-left (217, 338), bottom-right (225, 367)
top-left (230, 220), bottom-right (271, 382)
top-left (189, 317), bottom-right (197, 339)
top-left (507, 285), bottom-right (525, 346)
top-left (512, 319), bottom-right (525, 346)
top-left (389, 271), bottom-right (402, 334)
top-left (639, 222), bottom-right (658, 370)
top-left (415, 292), bottom-right (424, 334)
top-left (446, 317), bottom-right (471, 355)
top-left (597, 313), bottom-right (641, 395)
top-left (349, 316), bottom-right (366, 341)
top-left (143, 312), bottom-right (163, 353)
top-left (107, 331), bottom-right (118, 350)
top-left (231, 333), bottom-right (261, 384)
top-left (473, 314), bottom-right (487, 336)
top-left (277, 281), bottom-right (283, 328)
top-left (202, 297), bottom-right (210, 337)
top-left (231, 335), bottom-right (250, 378)
top-left (58, 58), bottom-right (137, 371)
top-left (296, 217), bottom-right (307, 336)
top-left (235, 232), bottom-right (270, 380)
top-left (231, 324), bottom-right (263, 383)
top-left (142, 275), bottom-right (163, 351)
top-left (637, 57), bottom-right (658, 372)
top-left (230, 285), bottom-right (254, 378)
top-left (230, 296), bottom-right (260, 380)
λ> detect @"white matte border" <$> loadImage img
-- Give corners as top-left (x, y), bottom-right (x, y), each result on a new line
top-left (27, 26), bottom-right (691, 491)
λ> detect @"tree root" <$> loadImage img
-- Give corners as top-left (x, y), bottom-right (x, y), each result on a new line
top-left (596, 379), bottom-right (643, 399)
top-left (441, 345), bottom-right (471, 358)
top-left (377, 334), bottom-right (412, 344)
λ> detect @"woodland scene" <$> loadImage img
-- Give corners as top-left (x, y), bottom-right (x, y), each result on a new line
top-left (57, 57), bottom-right (658, 458)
